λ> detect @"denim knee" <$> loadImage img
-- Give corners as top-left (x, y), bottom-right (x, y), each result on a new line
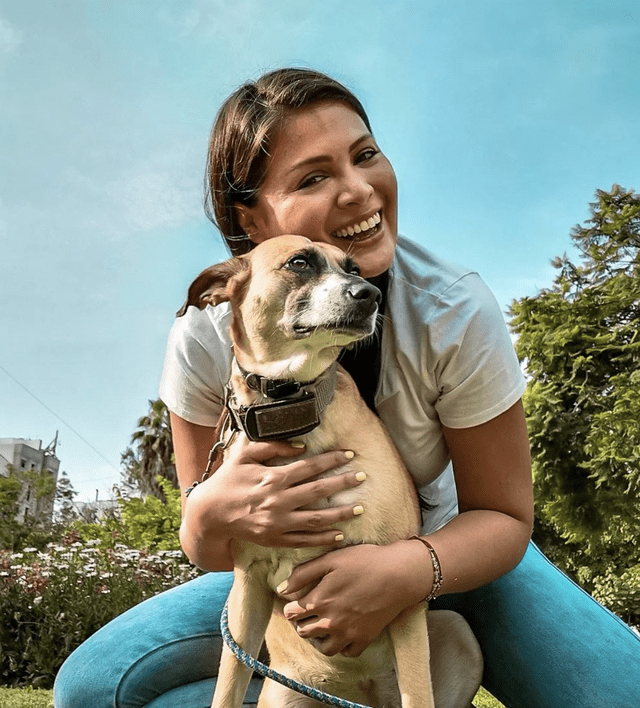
top-left (53, 573), bottom-right (234, 708)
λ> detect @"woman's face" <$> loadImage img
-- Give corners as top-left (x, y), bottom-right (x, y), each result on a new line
top-left (237, 101), bottom-right (398, 278)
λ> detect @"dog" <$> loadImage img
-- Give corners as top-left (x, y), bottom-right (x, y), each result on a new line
top-left (179, 234), bottom-right (483, 708)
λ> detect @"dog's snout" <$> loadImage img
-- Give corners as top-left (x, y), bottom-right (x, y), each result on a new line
top-left (347, 281), bottom-right (381, 307)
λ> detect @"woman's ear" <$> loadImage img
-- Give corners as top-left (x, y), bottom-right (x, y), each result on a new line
top-left (235, 203), bottom-right (269, 245)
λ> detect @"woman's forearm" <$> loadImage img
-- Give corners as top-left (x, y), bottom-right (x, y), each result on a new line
top-left (423, 509), bottom-right (532, 597)
top-left (431, 400), bottom-right (534, 595)
top-left (180, 478), bottom-right (235, 571)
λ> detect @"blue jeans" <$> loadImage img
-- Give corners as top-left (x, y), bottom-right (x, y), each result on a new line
top-left (53, 542), bottom-right (640, 708)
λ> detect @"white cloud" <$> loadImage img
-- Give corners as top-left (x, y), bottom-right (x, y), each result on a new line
top-left (0, 17), bottom-right (22, 53)
top-left (117, 170), bottom-right (202, 232)
top-left (54, 143), bottom-right (204, 238)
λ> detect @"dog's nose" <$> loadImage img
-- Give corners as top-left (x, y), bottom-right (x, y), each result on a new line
top-left (347, 281), bottom-right (382, 306)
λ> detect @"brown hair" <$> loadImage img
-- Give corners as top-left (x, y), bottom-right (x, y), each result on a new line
top-left (204, 68), bottom-right (372, 255)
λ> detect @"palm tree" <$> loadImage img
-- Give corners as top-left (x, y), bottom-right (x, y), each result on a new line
top-left (121, 399), bottom-right (176, 500)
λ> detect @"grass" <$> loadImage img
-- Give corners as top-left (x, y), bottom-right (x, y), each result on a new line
top-left (0, 686), bottom-right (503, 708)
top-left (474, 687), bottom-right (506, 707)
top-left (0, 687), bottom-right (53, 708)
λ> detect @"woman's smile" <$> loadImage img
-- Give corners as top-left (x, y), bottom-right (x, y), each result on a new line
top-left (332, 209), bottom-right (382, 239)
top-left (236, 101), bottom-right (398, 277)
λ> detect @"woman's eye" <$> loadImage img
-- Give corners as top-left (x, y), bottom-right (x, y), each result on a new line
top-left (298, 174), bottom-right (325, 189)
top-left (356, 147), bottom-right (380, 164)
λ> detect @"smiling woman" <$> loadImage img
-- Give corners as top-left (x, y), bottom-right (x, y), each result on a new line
top-left (234, 102), bottom-right (398, 279)
top-left (53, 67), bottom-right (640, 708)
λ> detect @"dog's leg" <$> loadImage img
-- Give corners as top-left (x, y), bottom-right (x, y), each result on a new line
top-left (212, 568), bottom-right (274, 708)
top-left (388, 603), bottom-right (435, 708)
top-left (427, 610), bottom-right (483, 708)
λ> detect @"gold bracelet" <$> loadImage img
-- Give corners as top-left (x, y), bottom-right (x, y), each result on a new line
top-left (409, 535), bottom-right (444, 602)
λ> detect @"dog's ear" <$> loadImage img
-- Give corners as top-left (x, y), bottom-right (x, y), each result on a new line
top-left (176, 257), bottom-right (250, 317)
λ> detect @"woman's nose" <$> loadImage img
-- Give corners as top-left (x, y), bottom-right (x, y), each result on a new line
top-left (336, 168), bottom-right (374, 208)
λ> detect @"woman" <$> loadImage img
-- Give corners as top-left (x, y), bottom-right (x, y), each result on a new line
top-left (54, 68), bottom-right (640, 708)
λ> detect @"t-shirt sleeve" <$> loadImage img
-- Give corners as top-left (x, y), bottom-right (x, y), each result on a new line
top-left (159, 306), bottom-right (232, 427)
top-left (430, 273), bottom-right (526, 429)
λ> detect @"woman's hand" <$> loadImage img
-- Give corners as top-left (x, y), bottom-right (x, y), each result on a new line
top-left (172, 411), bottom-right (367, 570)
top-left (208, 435), bottom-right (366, 548)
top-left (277, 540), bottom-right (432, 657)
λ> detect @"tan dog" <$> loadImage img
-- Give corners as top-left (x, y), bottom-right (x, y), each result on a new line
top-left (179, 235), bottom-right (483, 708)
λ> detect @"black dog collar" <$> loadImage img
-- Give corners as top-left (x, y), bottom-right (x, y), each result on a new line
top-left (226, 362), bottom-right (337, 442)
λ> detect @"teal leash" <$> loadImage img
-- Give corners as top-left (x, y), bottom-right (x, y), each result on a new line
top-left (220, 598), bottom-right (373, 708)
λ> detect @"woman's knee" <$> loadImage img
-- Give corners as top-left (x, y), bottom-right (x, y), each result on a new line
top-left (54, 572), bottom-right (233, 707)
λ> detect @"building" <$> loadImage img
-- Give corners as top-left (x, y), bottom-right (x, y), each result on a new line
top-left (0, 435), bottom-right (60, 523)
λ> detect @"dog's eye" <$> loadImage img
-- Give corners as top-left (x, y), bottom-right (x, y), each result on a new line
top-left (286, 256), bottom-right (311, 270)
top-left (349, 265), bottom-right (361, 276)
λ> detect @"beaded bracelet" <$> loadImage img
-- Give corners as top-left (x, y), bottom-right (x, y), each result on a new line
top-left (409, 534), bottom-right (444, 602)
top-left (184, 481), bottom-right (200, 498)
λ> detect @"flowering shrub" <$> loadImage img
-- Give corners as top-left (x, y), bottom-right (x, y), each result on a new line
top-left (0, 530), bottom-right (200, 688)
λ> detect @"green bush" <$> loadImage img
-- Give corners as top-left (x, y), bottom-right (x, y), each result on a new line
top-left (72, 478), bottom-right (182, 552)
top-left (0, 531), bottom-right (199, 688)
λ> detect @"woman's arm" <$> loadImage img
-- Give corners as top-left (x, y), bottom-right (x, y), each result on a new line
top-left (171, 412), bottom-right (368, 571)
top-left (427, 398), bottom-right (533, 594)
top-left (279, 399), bottom-right (533, 656)
top-left (171, 412), bottom-right (234, 570)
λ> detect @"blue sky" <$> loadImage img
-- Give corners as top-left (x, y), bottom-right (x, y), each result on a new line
top-left (1, 0), bottom-right (639, 501)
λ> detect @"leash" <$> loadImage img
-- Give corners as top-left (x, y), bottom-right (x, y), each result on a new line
top-left (220, 598), bottom-right (374, 708)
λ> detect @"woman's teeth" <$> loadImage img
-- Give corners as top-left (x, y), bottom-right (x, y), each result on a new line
top-left (334, 211), bottom-right (381, 238)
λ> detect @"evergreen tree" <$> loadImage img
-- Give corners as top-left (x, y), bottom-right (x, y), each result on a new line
top-left (54, 471), bottom-right (79, 525)
top-left (509, 185), bottom-right (640, 624)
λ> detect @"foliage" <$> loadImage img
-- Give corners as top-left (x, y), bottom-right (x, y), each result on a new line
top-left (72, 477), bottom-right (182, 552)
top-left (52, 472), bottom-right (79, 527)
top-left (0, 531), bottom-right (199, 688)
top-left (0, 468), bottom-right (58, 553)
top-left (120, 399), bottom-right (176, 500)
top-left (117, 478), bottom-right (182, 550)
top-left (0, 472), bottom-right (22, 549)
top-left (509, 185), bottom-right (640, 626)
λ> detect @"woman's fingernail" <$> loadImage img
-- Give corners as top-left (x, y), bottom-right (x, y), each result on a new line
top-left (334, 533), bottom-right (345, 542)
top-left (277, 580), bottom-right (288, 594)
top-left (344, 450), bottom-right (355, 460)
top-left (291, 441), bottom-right (305, 448)
top-left (355, 471), bottom-right (367, 482)
top-left (353, 505), bottom-right (364, 516)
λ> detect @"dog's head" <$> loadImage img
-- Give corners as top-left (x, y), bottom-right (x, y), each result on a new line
top-left (178, 235), bottom-right (381, 379)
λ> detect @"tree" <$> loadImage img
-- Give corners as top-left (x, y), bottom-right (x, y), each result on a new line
top-left (0, 465), bottom-right (57, 551)
top-left (120, 399), bottom-right (176, 500)
top-left (54, 471), bottom-right (79, 526)
top-left (509, 185), bottom-right (640, 625)
top-left (0, 470), bottom-right (22, 549)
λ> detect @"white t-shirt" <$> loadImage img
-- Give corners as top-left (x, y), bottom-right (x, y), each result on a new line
top-left (160, 235), bottom-right (526, 532)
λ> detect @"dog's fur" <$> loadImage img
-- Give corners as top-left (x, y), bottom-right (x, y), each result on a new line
top-left (180, 235), bottom-right (483, 708)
